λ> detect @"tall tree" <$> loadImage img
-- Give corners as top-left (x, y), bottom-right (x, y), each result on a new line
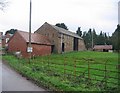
top-left (55, 23), bottom-right (68, 30)
top-left (82, 31), bottom-right (88, 49)
top-left (111, 24), bottom-right (120, 51)
top-left (96, 31), bottom-right (105, 45)
top-left (76, 27), bottom-right (82, 37)
top-left (82, 28), bottom-right (92, 49)
top-left (88, 28), bottom-right (92, 48)
top-left (92, 28), bottom-right (97, 45)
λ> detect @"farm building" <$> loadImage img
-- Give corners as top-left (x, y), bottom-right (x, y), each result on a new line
top-left (35, 22), bottom-right (86, 53)
top-left (8, 31), bottom-right (52, 58)
top-left (93, 45), bottom-right (113, 52)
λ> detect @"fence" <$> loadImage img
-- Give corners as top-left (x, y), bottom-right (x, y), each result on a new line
top-left (34, 56), bottom-right (120, 91)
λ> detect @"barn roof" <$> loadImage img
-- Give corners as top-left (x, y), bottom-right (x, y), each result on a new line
top-left (51, 25), bottom-right (82, 39)
top-left (39, 22), bottom-right (83, 39)
top-left (17, 31), bottom-right (52, 45)
top-left (93, 45), bottom-right (113, 50)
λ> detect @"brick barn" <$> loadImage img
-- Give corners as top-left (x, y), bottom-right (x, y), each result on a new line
top-left (8, 31), bottom-right (52, 58)
top-left (35, 22), bottom-right (86, 53)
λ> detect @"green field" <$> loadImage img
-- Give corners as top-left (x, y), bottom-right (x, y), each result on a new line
top-left (2, 51), bottom-right (119, 92)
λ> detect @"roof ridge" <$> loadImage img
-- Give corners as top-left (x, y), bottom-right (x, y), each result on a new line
top-left (17, 30), bottom-right (51, 45)
top-left (49, 23), bottom-right (82, 39)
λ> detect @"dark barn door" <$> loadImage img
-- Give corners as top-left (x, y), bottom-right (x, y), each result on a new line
top-left (62, 43), bottom-right (65, 52)
top-left (73, 37), bottom-right (78, 51)
top-left (51, 45), bottom-right (55, 53)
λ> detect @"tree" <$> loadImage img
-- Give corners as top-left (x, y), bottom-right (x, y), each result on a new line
top-left (92, 29), bottom-right (97, 45)
top-left (96, 31), bottom-right (105, 45)
top-left (76, 27), bottom-right (82, 37)
top-left (82, 28), bottom-right (92, 49)
top-left (0, 0), bottom-right (8, 10)
top-left (82, 31), bottom-right (89, 49)
top-left (111, 24), bottom-right (120, 51)
top-left (104, 32), bottom-right (112, 45)
top-left (55, 23), bottom-right (68, 30)
top-left (5, 29), bottom-right (17, 35)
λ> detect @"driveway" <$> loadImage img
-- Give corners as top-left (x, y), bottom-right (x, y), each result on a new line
top-left (1, 59), bottom-right (46, 91)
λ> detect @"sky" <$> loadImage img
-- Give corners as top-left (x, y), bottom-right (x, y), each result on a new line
top-left (0, 0), bottom-right (119, 36)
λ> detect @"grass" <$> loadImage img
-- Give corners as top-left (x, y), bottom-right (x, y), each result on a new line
top-left (2, 51), bottom-right (119, 92)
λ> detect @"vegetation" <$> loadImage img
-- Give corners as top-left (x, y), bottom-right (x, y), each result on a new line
top-left (55, 23), bottom-right (68, 30)
top-left (81, 29), bottom-right (112, 50)
top-left (2, 51), bottom-right (119, 92)
top-left (77, 25), bottom-right (120, 51)
top-left (76, 27), bottom-right (82, 37)
top-left (5, 29), bottom-right (17, 35)
top-left (111, 24), bottom-right (120, 51)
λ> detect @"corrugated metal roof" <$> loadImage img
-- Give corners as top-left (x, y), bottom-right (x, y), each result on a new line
top-left (17, 31), bottom-right (52, 45)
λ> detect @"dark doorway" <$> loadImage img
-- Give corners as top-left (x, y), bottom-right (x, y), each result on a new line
top-left (73, 37), bottom-right (78, 51)
top-left (62, 43), bottom-right (65, 52)
top-left (51, 45), bottom-right (55, 53)
top-left (103, 49), bottom-right (108, 52)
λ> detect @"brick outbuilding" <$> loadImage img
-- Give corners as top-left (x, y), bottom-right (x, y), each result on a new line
top-left (8, 31), bottom-right (52, 58)
top-left (93, 45), bottom-right (113, 52)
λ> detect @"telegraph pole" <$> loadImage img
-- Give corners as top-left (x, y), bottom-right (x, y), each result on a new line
top-left (92, 30), bottom-right (94, 50)
top-left (28, 0), bottom-right (32, 62)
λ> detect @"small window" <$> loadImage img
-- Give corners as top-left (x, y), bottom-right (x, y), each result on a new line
top-left (6, 38), bottom-right (9, 43)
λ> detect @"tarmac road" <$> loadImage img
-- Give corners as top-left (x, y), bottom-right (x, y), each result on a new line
top-left (0, 59), bottom-right (2, 92)
top-left (1, 60), bottom-right (46, 91)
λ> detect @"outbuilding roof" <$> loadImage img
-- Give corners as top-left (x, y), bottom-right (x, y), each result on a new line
top-left (17, 31), bottom-right (52, 45)
top-left (93, 45), bottom-right (113, 50)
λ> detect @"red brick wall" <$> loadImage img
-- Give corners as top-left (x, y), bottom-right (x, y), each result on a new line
top-left (8, 31), bottom-right (51, 58)
top-left (8, 32), bottom-right (28, 57)
top-left (31, 44), bottom-right (51, 56)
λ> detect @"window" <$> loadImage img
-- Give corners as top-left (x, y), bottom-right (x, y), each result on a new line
top-left (6, 38), bottom-right (9, 43)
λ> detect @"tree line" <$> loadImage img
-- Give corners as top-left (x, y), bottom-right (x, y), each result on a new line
top-left (55, 23), bottom-right (120, 51)
top-left (76, 25), bottom-right (120, 51)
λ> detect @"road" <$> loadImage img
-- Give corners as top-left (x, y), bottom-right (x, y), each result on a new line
top-left (1, 59), bottom-right (46, 91)
top-left (0, 58), bottom-right (2, 92)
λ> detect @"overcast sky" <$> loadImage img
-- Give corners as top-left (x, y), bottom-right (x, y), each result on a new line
top-left (0, 0), bottom-right (119, 35)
